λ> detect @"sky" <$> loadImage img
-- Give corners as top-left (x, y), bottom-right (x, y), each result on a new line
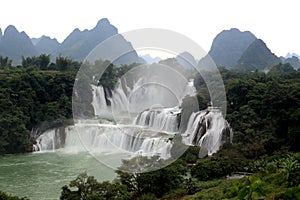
top-left (0, 0), bottom-right (299, 57)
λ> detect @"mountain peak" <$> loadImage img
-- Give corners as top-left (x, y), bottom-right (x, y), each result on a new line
top-left (95, 18), bottom-right (111, 28)
top-left (285, 52), bottom-right (300, 59)
top-left (176, 51), bottom-right (197, 69)
top-left (228, 28), bottom-right (241, 32)
top-left (208, 28), bottom-right (257, 68)
top-left (35, 35), bottom-right (60, 55)
top-left (4, 25), bottom-right (19, 35)
top-left (0, 25), bottom-right (37, 65)
top-left (72, 28), bottom-right (81, 34)
top-left (39, 35), bottom-right (58, 42)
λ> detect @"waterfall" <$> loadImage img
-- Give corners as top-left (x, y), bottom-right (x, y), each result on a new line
top-left (182, 108), bottom-right (232, 155)
top-left (134, 107), bottom-right (181, 132)
top-left (34, 123), bottom-right (173, 159)
top-left (137, 137), bottom-right (173, 159)
top-left (34, 107), bottom-right (232, 158)
top-left (36, 67), bottom-right (232, 159)
top-left (91, 65), bottom-right (196, 118)
top-left (91, 85), bottom-right (109, 117)
top-left (109, 80), bottom-right (130, 114)
top-left (34, 129), bottom-right (65, 151)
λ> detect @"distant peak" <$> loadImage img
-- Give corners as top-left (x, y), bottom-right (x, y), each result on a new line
top-left (95, 18), bottom-right (111, 28)
top-left (73, 28), bottom-right (81, 33)
top-left (40, 35), bottom-right (59, 42)
top-left (40, 35), bottom-right (52, 40)
top-left (222, 28), bottom-right (254, 36)
top-left (229, 28), bottom-right (241, 32)
top-left (41, 35), bottom-right (49, 39)
top-left (68, 28), bottom-right (82, 36)
top-left (285, 52), bottom-right (300, 59)
top-left (4, 25), bottom-right (19, 35)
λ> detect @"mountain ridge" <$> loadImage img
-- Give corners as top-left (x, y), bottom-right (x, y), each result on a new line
top-left (235, 39), bottom-right (281, 71)
top-left (0, 22), bottom-right (299, 69)
top-left (34, 35), bottom-right (60, 55)
top-left (0, 19), bottom-right (141, 65)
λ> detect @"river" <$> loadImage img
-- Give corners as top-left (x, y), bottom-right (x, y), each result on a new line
top-left (0, 152), bottom-right (124, 200)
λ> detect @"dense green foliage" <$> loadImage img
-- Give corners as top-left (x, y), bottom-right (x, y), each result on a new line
top-left (0, 67), bottom-right (76, 154)
top-left (0, 55), bottom-right (80, 154)
top-left (0, 191), bottom-right (28, 200)
top-left (58, 151), bottom-right (300, 200)
top-left (60, 156), bottom-right (189, 200)
top-left (0, 56), bottom-right (12, 68)
top-left (0, 56), bottom-right (138, 154)
top-left (60, 172), bottom-right (130, 200)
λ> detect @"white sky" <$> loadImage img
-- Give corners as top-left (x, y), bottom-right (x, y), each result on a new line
top-left (0, 0), bottom-right (299, 57)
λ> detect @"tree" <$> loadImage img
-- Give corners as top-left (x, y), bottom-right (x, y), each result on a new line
top-left (0, 191), bottom-right (28, 200)
top-left (56, 56), bottom-right (80, 71)
top-left (116, 156), bottom-right (187, 198)
top-left (191, 156), bottom-right (235, 181)
top-left (37, 54), bottom-right (50, 70)
top-left (0, 55), bottom-right (12, 68)
top-left (60, 172), bottom-right (131, 200)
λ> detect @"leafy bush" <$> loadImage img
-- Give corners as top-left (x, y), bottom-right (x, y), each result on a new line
top-left (60, 172), bottom-right (131, 200)
top-left (237, 176), bottom-right (265, 200)
top-left (191, 156), bottom-right (235, 181)
top-left (0, 191), bottom-right (28, 200)
top-left (284, 185), bottom-right (300, 200)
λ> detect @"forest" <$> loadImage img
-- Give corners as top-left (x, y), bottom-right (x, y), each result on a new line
top-left (0, 54), bottom-right (300, 199)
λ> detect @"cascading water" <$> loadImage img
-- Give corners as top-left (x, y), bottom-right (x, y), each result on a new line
top-left (181, 108), bottom-right (232, 155)
top-left (34, 124), bottom-right (173, 159)
top-left (91, 85), bottom-right (108, 116)
top-left (34, 128), bottom-right (65, 151)
top-left (35, 65), bottom-right (232, 159)
top-left (91, 64), bottom-right (197, 118)
top-left (34, 108), bottom-right (232, 159)
top-left (134, 107), bottom-right (181, 132)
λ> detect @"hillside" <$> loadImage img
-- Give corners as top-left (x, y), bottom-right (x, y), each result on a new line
top-left (235, 39), bottom-right (281, 71)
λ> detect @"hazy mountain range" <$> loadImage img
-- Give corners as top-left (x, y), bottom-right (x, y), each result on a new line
top-left (0, 19), bottom-right (299, 70)
top-left (198, 28), bottom-right (300, 70)
top-left (285, 52), bottom-right (300, 59)
top-left (0, 18), bottom-right (142, 65)
top-left (140, 54), bottom-right (161, 64)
